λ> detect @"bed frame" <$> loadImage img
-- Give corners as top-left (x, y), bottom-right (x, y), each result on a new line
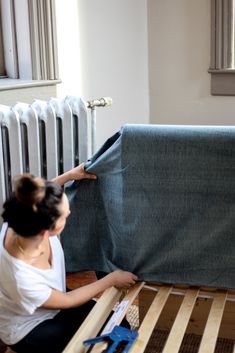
top-left (62, 282), bottom-right (235, 353)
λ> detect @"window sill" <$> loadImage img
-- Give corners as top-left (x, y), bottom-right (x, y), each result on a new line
top-left (208, 69), bottom-right (235, 96)
top-left (0, 79), bottom-right (61, 91)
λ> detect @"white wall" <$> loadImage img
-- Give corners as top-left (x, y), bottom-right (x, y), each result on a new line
top-left (148, 0), bottom-right (235, 126)
top-left (56, 0), bottom-right (149, 149)
top-left (57, 0), bottom-right (235, 151)
top-left (2, 0), bottom-right (235, 143)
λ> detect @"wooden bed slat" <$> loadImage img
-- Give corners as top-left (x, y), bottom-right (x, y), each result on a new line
top-left (64, 284), bottom-right (230, 353)
top-left (198, 291), bottom-right (228, 353)
top-left (162, 288), bottom-right (199, 353)
top-left (90, 282), bottom-right (144, 353)
top-left (102, 282), bottom-right (144, 334)
top-left (130, 286), bottom-right (172, 353)
top-left (62, 286), bottom-right (122, 353)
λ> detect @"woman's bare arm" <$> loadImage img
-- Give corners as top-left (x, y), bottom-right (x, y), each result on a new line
top-left (41, 270), bottom-right (138, 309)
top-left (52, 163), bottom-right (97, 186)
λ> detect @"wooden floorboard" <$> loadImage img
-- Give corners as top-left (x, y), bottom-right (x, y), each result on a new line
top-left (66, 271), bottom-right (97, 288)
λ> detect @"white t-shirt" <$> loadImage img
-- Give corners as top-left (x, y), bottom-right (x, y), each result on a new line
top-left (0, 222), bottom-right (66, 345)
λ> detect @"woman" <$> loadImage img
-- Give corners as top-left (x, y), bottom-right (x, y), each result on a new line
top-left (0, 164), bottom-right (137, 353)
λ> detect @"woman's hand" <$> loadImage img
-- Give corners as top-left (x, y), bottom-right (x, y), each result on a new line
top-left (67, 163), bottom-right (97, 181)
top-left (109, 270), bottom-right (138, 289)
top-left (52, 163), bottom-right (97, 185)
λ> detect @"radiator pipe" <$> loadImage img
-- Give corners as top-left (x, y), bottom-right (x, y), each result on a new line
top-left (90, 108), bottom-right (96, 155)
top-left (86, 97), bottom-right (113, 154)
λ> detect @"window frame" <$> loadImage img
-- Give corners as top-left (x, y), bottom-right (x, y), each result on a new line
top-left (1, 0), bottom-right (18, 79)
top-left (209, 0), bottom-right (235, 95)
top-left (0, 0), bottom-right (60, 84)
top-left (0, 9), bottom-right (5, 78)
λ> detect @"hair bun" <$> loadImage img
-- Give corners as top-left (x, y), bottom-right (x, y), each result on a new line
top-left (14, 174), bottom-right (46, 210)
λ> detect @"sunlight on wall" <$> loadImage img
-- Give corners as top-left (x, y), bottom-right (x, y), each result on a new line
top-left (55, 0), bottom-right (83, 98)
top-left (55, 0), bottom-right (149, 148)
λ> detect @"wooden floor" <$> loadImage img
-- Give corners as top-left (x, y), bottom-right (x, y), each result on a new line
top-left (66, 271), bottom-right (97, 289)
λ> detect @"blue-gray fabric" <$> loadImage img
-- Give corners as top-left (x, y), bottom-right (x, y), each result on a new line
top-left (62, 124), bottom-right (235, 289)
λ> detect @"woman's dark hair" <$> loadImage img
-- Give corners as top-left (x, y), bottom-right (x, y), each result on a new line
top-left (1, 174), bottom-right (64, 237)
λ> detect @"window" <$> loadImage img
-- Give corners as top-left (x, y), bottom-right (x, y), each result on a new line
top-left (0, 0), bottom-right (59, 83)
top-left (209, 0), bottom-right (235, 95)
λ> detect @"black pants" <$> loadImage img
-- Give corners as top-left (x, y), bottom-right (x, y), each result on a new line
top-left (9, 300), bottom-right (96, 353)
top-left (9, 300), bottom-right (130, 353)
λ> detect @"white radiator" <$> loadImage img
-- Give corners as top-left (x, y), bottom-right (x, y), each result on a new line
top-left (0, 96), bottom-right (112, 216)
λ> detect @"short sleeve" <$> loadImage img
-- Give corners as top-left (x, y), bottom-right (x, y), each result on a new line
top-left (13, 272), bottom-right (52, 315)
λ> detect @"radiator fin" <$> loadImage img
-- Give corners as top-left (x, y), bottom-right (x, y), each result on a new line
top-left (0, 96), bottom-right (89, 216)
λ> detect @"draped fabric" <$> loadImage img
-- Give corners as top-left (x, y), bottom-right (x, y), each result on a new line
top-left (62, 124), bottom-right (235, 289)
